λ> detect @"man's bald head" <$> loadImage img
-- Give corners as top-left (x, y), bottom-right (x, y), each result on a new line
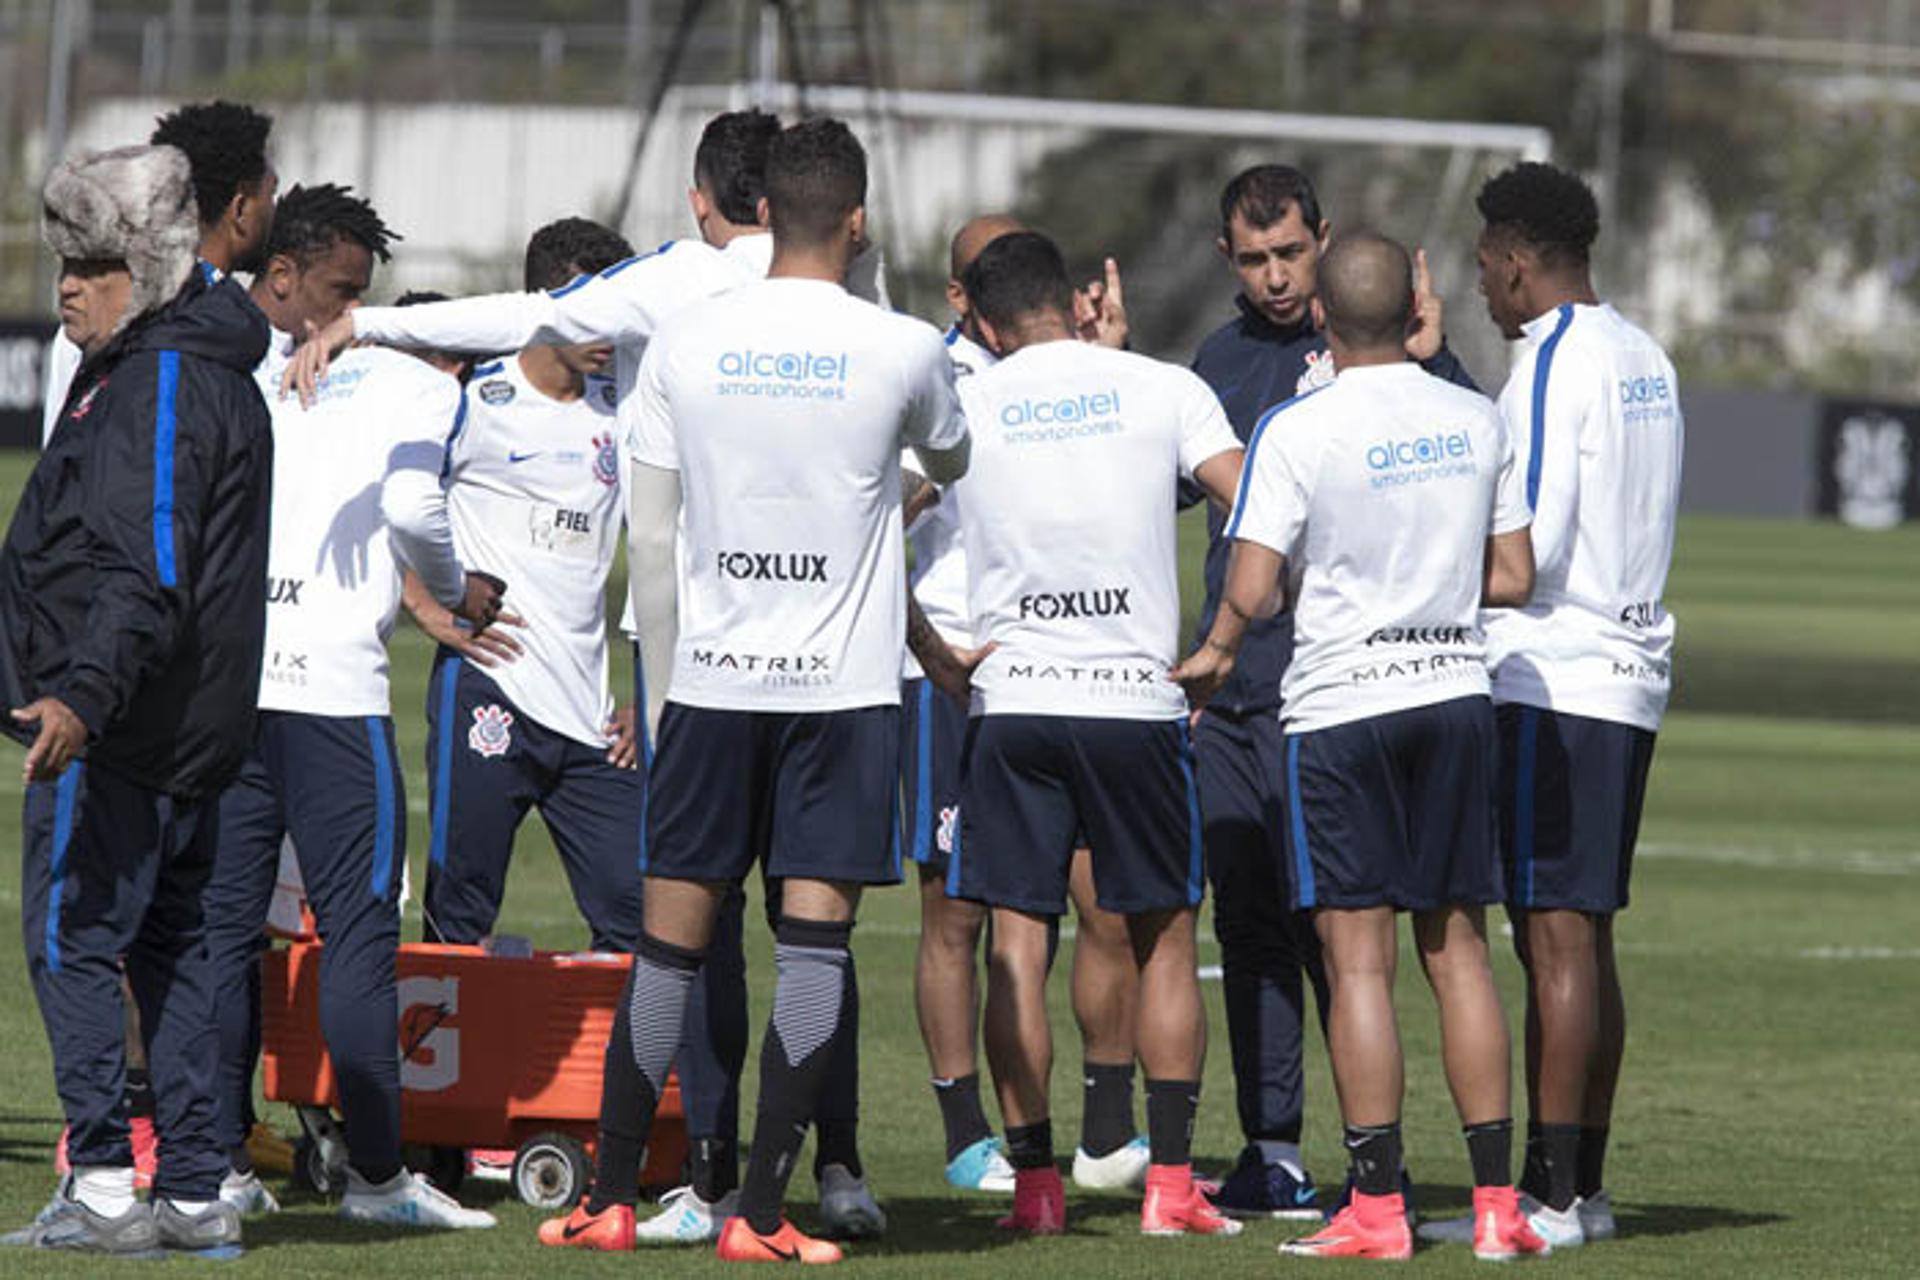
top-left (950, 213), bottom-right (1025, 281)
top-left (1316, 230), bottom-right (1413, 350)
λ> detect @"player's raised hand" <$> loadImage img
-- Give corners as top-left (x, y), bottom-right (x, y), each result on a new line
top-left (12, 697), bottom-right (85, 783)
top-left (281, 311), bottom-right (359, 406)
top-left (1074, 257), bottom-right (1130, 350)
top-left (605, 705), bottom-right (640, 770)
top-left (1404, 247), bottom-right (1445, 363)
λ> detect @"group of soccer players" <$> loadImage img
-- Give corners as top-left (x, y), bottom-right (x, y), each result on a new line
top-left (7, 90), bottom-right (1681, 1266)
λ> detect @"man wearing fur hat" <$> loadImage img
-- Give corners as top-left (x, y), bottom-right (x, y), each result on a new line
top-left (0, 143), bottom-right (273, 1255)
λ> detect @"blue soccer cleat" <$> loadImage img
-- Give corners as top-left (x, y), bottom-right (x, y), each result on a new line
top-left (946, 1136), bottom-right (1017, 1193)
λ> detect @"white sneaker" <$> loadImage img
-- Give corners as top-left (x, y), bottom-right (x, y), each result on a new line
top-left (1072, 1136), bottom-right (1150, 1191)
top-left (338, 1169), bottom-right (495, 1230)
top-left (1519, 1191), bottom-right (1585, 1249)
top-left (218, 1169), bottom-right (280, 1216)
top-left (817, 1164), bottom-right (886, 1239)
top-left (1577, 1190), bottom-right (1616, 1241)
top-left (1417, 1193), bottom-right (1587, 1249)
top-left (635, 1185), bottom-right (736, 1245)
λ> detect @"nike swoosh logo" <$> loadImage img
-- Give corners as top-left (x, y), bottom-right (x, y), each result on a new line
top-left (765, 1242), bottom-right (799, 1261)
top-left (561, 1218), bottom-right (598, 1240)
top-left (508, 451), bottom-right (541, 463)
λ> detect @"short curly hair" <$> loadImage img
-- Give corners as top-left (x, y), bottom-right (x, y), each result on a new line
top-left (1475, 162), bottom-right (1599, 266)
top-left (148, 100), bottom-right (273, 228)
top-left (523, 217), bottom-right (634, 291)
top-left (266, 183), bottom-right (398, 266)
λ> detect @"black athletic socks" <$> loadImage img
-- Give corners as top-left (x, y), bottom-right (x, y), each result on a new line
top-left (1144, 1079), bottom-right (1200, 1168)
top-left (1464, 1118), bottom-right (1516, 1190)
top-left (1080, 1060), bottom-right (1136, 1158)
top-left (1344, 1123), bottom-right (1403, 1197)
top-left (815, 1120), bottom-right (863, 1182)
top-left (690, 1137), bottom-right (738, 1203)
top-left (933, 1073), bottom-right (994, 1163)
top-left (738, 918), bottom-right (854, 1235)
top-left (1520, 1120), bottom-right (1581, 1208)
top-left (1577, 1124), bottom-right (1611, 1199)
top-left (587, 931), bottom-right (705, 1212)
top-left (1005, 1120), bottom-right (1055, 1171)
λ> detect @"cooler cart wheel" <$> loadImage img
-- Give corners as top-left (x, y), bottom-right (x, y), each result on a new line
top-left (293, 1136), bottom-right (338, 1196)
top-left (511, 1133), bottom-right (591, 1209)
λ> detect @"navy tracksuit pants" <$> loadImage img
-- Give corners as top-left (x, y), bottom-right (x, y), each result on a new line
top-left (21, 760), bottom-right (226, 1199)
top-left (205, 712), bottom-right (406, 1180)
top-left (1195, 709), bottom-right (1330, 1145)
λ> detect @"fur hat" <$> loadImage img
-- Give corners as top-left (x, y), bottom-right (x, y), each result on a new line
top-left (42, 144), bottom-right (200, 339)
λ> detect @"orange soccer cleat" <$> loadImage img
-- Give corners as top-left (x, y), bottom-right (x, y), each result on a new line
top-left (1471, 1184), bottom-right (1552, 1261)
top-left (1141, 1164), bottom-right (1244, 1237)
top-left (714, 1215), bottom-right (844, 1263)
top-left (1279, 1189), bottom-right (1415, 1260)
top-left (996, 1166), bottom-right (1066, 1235)
top-left (537, 1200), bottom-right (635, 1251)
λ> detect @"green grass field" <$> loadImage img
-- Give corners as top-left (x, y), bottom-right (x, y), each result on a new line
top-left (0, 448), bottom-right (1915, 1276)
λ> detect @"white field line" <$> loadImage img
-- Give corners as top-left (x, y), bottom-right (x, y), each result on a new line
top-left (1637, 842), bottom-right (1920, 877)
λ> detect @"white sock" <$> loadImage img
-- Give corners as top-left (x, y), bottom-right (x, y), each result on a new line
top-left (1255, 1140), bottom-right (1305, 1181)
top-left (72, 1165), bottom-right (138, 1217)
top-left (164, 1198), bottom-right (215, 1214)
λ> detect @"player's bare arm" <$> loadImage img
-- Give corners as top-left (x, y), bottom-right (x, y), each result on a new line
top-left (282, 310), bottom-right (359, 405)
top-left (1173, 538), bottom-right (1286, 708)
top-left (901, 467), bottom-right (941, 527)
top-left (401, 570), bottom-right (524, 667)
top-left (1190, 447), bottom-right (1246, 515)
top-left (908, 594), bottom-right (992, 705)
top-left (1482, 527), bottom-right (1536, 608)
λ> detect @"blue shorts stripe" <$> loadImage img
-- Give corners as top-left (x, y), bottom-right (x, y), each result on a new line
top-left (945, 802), bottom-right (964, 898)
top-left (1286, 737), bottom-right (1316, 909)
top-left (429, 657), bottom-right (461, 869)
top-left (1526, 304), bottom-right (1576, 511)
top-left (44, 764), bottom-right (84, 975)
top-left (153, 351), bottom-right (180, 586)
top-left (1514, 707), bottom-right (1540, 907)
top-left (913, 679), bottom-right (934, 861)
top-left (1179, 722), bottom-right (1203, 906)
top-left (366, 718), bottom-right (397, 898)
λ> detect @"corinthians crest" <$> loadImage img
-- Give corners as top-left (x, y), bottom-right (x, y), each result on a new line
top-left (468, 704), bottom-right (514, 757)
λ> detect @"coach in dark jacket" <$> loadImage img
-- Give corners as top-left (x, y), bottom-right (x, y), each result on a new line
top-left (0, 143), bottom-right (270, 1255)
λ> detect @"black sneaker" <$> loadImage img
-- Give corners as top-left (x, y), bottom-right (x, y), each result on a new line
top-left (1203, 1145), bottom-right (1321, 1220)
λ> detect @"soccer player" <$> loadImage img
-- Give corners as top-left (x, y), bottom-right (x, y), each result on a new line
top-left (1180, 230), bottom-right (1545, 1261)
top-left (41, 101), bottom-right (277, 445)
top-left (200, 183), bottom-right (503, 1231)
top-left (1188, 163), bottom-right (1474, 1218)
top-left (1422, 162), bottom-right (1683, 1250)
top-left (935, 230), bottom-right (1244, 1239)
top-left (539, 117), bottom-right (969, 1264)
top-left (417, 217), bottom-right (643, 954)
top-left (909, 213), bottom-right (1152, 1195)
top-left (1, 143), bottom-right (272, 1256)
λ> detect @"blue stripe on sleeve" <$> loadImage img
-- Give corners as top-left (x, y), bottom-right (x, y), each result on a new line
top-left (1286, 736), bottom-right (1316, 910)
top-left (367, 718), bottom-right (398, 898)
top-left (1526, 304), bottom-right (1576, 512)
top-left (44, 763), bottom-right (84, 975)
top-left (153, 351), bottom-right (181, 587)
top-left (440, 393), bottom-right (469, 482)
top-left (1223, 385), bottom-right (1324, 540)
top-left (429, 657), bottom-right (461, 870)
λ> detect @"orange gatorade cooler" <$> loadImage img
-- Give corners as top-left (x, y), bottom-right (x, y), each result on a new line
top-left (260, 942), bottom-right (686, 1208)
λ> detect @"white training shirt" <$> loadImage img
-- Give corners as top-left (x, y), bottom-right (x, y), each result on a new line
top-left (1482, 303), bottom-right (1683, 732)
top-left (958, 339), bottom-right (1240, 721)
top-left (630, 276), bottom-right (968, 713)
top-left (256, 342), bottom-right (467, 716)
top-left (1227, 362), bottom-right (1532, 734)
top-left (900, 322), bottom-right (994, 678)
top-left (445, 354), bottom-right (624, 747)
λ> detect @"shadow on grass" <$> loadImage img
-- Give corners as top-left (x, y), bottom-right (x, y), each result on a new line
top-left (0, 1113), bottom-right (59, 1167)
top-left (841, 1193), bottom-right (1148, 1257)
top-left (1409, 1182), bottom-right (1786, 1241)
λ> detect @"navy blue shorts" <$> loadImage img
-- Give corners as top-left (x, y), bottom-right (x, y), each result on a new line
top-left (899, 678), bottom-right (966, 875)
top-left (644, 702), bottom-right (903, 886)
top-left (950, 715), bottom-right (1202, 917)
top-left (1497, 704), bottom-right (1656, 913)
top-left (1285, 696), bottom-right (1501, 912)
top-left (424, 651), bottom-right (644, 952)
